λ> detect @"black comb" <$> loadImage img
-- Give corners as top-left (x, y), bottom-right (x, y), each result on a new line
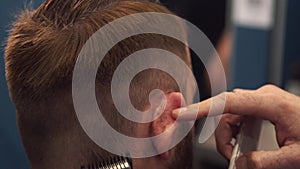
top-left (81, 156), bottom-right (133, 169)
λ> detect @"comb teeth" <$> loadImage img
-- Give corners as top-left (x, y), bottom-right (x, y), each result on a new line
top-left (81, 156), bottom-right (132, 169)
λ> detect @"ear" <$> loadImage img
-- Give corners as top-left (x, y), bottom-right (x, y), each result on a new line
top-left (150, 92), bottom-right (185, 160)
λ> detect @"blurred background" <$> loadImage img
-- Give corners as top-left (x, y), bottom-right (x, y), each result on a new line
top-left (0, 0), bottom-right (299, 168)
top-left (1, 1), bottom-right (44, 168)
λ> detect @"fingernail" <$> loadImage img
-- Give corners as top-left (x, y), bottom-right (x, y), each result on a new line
top-left (236, 156), bottom-right (248, 169)
top-left (172, 107), bottom-right (187, 118)
top-left (173, 105), bottom-right (201, 120)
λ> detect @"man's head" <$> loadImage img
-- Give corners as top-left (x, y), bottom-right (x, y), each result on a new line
top-left (5, 0), bottom-right (195, 168)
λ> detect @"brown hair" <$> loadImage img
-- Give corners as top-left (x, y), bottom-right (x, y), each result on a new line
top-left (5, 0), bottom-right (192, 168)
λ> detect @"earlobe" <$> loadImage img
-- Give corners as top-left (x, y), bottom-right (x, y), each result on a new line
top-left (150, 92), bottom-right (185, 160)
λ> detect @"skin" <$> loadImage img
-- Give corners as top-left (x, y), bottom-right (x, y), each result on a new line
top-left (173, 84), bottom-right (300, 169)
top-left (133, 92), bottom-right (193, 169)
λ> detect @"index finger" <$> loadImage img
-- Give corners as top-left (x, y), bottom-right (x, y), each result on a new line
top-left (172, 90), bottom-right (281, 123)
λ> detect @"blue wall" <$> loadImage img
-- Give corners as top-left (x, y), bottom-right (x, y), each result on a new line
top-left (0, 1), bottom-right (44, 169)
top-left (231, 27), bottom-right (271, 89)
top-left (283, 0), bottom-right (300, 84)
top-left (230, 0), bottom-right (300, 89)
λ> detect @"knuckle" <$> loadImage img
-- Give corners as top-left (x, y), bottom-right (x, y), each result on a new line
top-left (246, 152), bottom-right (264, 169)
top-left (258, 84), bottom-right (278, 92)
top-left (277, 96), bottom-right (290, 111)
top-left (262, 92), bottom-right (277, 102)
top-left (232, 88), bottom-right (242, 93)
top-left (265, 92), bottom-right (289, 114)
top-left (222, 114), bottom-right (237, 124)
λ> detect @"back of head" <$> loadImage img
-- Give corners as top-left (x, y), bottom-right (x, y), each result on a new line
top-left (5, 0), bottom-right (193, 168)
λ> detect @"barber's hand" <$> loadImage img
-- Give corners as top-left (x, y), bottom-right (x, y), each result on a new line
top-left (172, 85), bottom-right (300, 169)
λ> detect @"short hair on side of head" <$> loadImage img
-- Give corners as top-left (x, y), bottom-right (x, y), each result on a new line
top-left (5, 0), bottom-right (192, 168)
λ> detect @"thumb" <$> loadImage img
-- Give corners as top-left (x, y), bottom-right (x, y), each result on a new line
top-left (236, 143), bottom-right (300, 169)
